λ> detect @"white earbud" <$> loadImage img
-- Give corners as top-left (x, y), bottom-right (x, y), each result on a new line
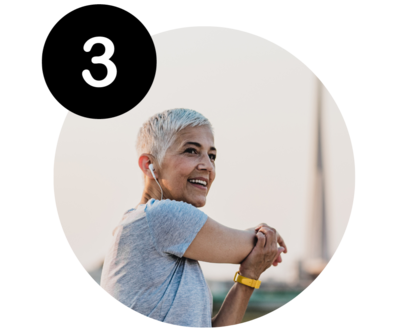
top-left (148, 163), bottom-right (163, 200)
top-left (149, 164), bottom-right (156, 179)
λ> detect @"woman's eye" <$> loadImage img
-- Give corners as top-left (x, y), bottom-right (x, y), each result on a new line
top-left (185, 148), bottom-right (197, 154)
top-left (184, 148), bottom-right (215, 161)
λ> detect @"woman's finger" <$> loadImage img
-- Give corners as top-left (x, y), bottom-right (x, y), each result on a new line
top-left (258, 227), bottom-right (276, 252)
top-left (255, 223), bottom-right (271, 233)
top-left (265, 228), bottom-right (277, 251)
top-left (272, 248), bottom-right (284, 266)
top-left (255, 231), bottom-right (266, 250)
top-left (275, 247), bottom-right (284, 262)
top-left (277, 234), bottom-right (288, 253)
top-left (256, 224), bottom-right (286, 253)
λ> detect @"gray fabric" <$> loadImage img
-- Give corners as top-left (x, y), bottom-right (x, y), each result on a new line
top-left (100, 199), bottom-right (213, 327)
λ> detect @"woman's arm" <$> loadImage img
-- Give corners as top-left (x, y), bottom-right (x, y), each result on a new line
top-left (212, 229), bottom-right (285, 327)
top-left (183, 216), bottom-right (257, 263)
top-left (212, 281), bottom-right (255, 326)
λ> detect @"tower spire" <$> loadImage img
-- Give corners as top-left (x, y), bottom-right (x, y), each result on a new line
top-left (300, 78), bottom-right (329, 281)
top-left (316, 79), bottom-right (328, 262)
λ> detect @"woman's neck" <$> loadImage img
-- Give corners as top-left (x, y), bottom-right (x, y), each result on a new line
top-left (137, 192), bottom-right (153, 207)
top-left (137, 182), bottom-right (163, 207)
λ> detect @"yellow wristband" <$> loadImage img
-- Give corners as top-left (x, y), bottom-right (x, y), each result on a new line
top-left (233, 271), bottom-right (261, 289)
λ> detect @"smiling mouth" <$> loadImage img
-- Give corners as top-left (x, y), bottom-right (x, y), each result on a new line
top-left (188, 181), bottom-right (207, 190)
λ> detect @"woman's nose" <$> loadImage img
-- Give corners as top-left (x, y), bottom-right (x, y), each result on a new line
top-left (198, 154), bottom-right (214, 171)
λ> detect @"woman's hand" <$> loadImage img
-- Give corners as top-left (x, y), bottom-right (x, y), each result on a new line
top-left (254, 223), bottom-right (287, 267)
top-left (254, 223), bottom-right (287, 253)
top-left (247, 223), bottom-right (287, 255)
top-left (239, 229), bottom-right (285, 280)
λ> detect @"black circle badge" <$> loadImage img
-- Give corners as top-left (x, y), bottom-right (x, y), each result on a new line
top-left (42, 5), bottom-right (157, 119)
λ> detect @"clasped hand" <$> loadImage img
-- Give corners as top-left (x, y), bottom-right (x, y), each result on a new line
top-left (239, 223), bottom-right (287, 280)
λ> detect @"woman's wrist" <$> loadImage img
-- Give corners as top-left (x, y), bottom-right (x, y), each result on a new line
top-left (238, 270), bottom-right (260, 281)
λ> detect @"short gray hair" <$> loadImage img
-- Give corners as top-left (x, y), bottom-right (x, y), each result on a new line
top-left (136, 108), bottom-right (213, 166)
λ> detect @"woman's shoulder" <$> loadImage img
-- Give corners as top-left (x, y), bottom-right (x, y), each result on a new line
top-left (123, 208), bottom-right (135, 216)
top-left (145, 198), bottom-right (198, 215)
top-left (145, 199), bottom-right (207, 228)
top-left (119, 205), bottom-right (146, 226)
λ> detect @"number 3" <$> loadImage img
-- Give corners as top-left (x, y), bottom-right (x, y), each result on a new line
top-left (82, 37), bottom-right (117, 88)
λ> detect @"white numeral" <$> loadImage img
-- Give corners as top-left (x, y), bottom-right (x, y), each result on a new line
top-left (82, 37), bottom-right (117, 88)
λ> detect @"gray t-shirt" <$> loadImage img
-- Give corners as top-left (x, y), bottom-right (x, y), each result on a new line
top-left (100, 199), bottom-right (213, 327)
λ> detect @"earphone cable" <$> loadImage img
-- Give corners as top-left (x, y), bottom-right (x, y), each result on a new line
top-left (154, 178), bottom-right (163, 200)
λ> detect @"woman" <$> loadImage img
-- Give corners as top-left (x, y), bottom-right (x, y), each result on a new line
top-left (100, 108), bottom-right (287, 327)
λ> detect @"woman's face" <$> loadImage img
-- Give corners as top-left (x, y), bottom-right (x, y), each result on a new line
top-left (159, 125), bottom-right (216, 207)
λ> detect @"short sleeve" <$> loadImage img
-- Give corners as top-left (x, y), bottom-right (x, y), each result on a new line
top-left (145, 199), bottom-right (208, 257)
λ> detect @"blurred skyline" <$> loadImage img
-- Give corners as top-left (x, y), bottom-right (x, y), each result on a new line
top-left (54, 27), bottom-right (354, 283)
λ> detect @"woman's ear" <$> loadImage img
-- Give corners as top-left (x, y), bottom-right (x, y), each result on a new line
top-left (138, 154), bottom-right (151, 178)
top-left (139, 154), bottom-right (157, 179)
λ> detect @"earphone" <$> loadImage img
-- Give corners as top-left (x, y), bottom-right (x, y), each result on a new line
top-left (148, 163), bottom-right (156, 178)
top-left (149, 163), bottom-right (163, 200)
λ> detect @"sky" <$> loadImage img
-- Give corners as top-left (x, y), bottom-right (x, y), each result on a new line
top-left (54, 27), bottom-right (354, 282)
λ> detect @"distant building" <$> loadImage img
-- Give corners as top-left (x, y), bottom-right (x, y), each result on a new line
top-left (300, 78), bottom-right (329, 282)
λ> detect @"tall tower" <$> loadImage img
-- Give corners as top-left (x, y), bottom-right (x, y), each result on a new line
top-left (300, 78), bottom-right (329, 281)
